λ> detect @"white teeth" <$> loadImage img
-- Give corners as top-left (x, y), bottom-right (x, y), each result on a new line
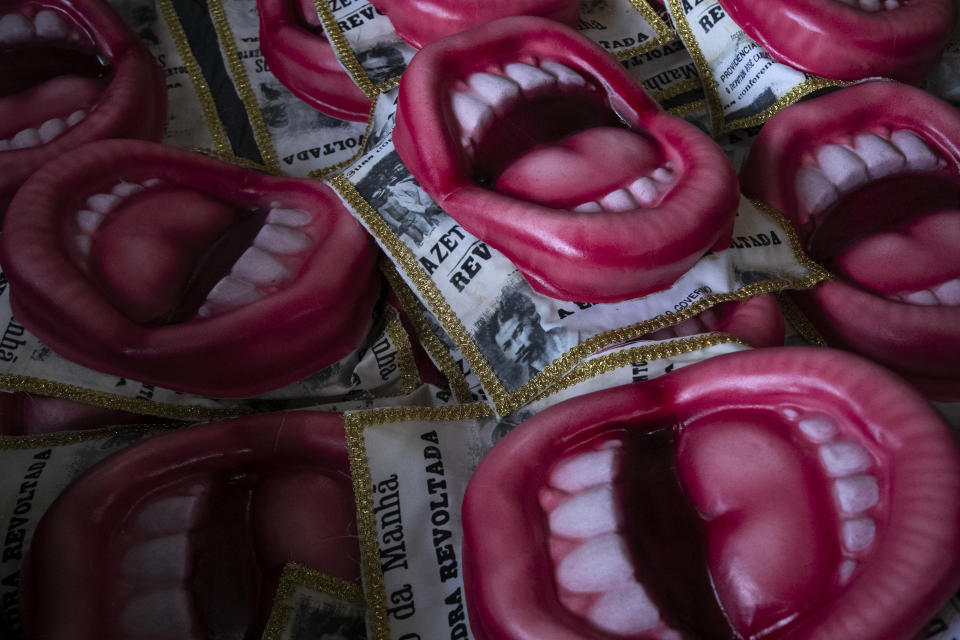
top-left (11, 128), bottom-right (41, 149)
top-left (628, 177), bottom-right (658, 206)
top-left (136, 496), bottom-right (201, 535)
top-left (600, 188), bottom-right (638, 212)
top-left (38, 118), bottom-right (67, 143)
top-left (795, 167), bottom-right (839, 216)
top-left (859, 0), bottom-right (881, 10)
top-left (230, 247), bottom-right (289, 286)
top-left (503, 62), bottom-right (557, 94)
top-left (0, 140), bottom-right (9, 151)
top-left (557, 533), bottom-right (635, 593)
top-left (540, 60), bottom-right (587, 88)
top-left (75, 235), bottom-right (91, 256)
top-left (835, 475), bottom-right (880, 513)
top-left (253, 223), bottom-right (311, 255)
top-left (652, 166), bottom-right (675, 183)
top-left (121, 535), bottom-right (190, 583)
top-left (66, 109), bottom-right (87, 126)
top-left (549, 448), bottom-right (618, 492)
top-left (883, 0), bottom-right (899, 7)
top-left (589, 582), bottom-right (661, 635)
top-left (120, 589), bottom-right (194, 638)
top-left (890, 130), bottom-right (938, 171)
top-left (549, 485), bottom-right (621, 538)
top-left (468, 72), bottom-right (520, 115)
top-left (842, 518), bottom-right (876, 552)
top-left (817, 144), bottom-right (870, 192)
top-left (903, 289), bottom-right (940, 306)
top-left (932, 279), bottom-right (960, 305)
top-left (797, 415), bottom-right (839, 442)
top-left (201, 276), bottom-right (265, 315)
top-left (34, 10), bottom-right (69, 39)
top-left (112, 181), bottom-right (144, 197)
top-left (0, 14), bottom-right (34, 44)
top-left (573, 201), bottom-right (603, 213)
top-left (451, 92), bottom-right (494, 140)
top-left (839, 559), bottom-right (857, 584)
top-left (818, 441), bottom-right (873, 477)
top-left (86, 193), bottom-right (121, 214)
top-left (76, 209), bottom-right (104, 234)
top-left (852, 133), bottom-right (905, 179)
top-left (266, 207), bottom-right (311, 227)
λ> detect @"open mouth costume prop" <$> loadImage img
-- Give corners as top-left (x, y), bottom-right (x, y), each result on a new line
top-left (0, 139), bottom-right (381, 398)
top-left (369, 0), bottom-right (581, 49)
top-left (462, 347), bottom-right (960, 639)
top-left (257, 0), bottom-right (372, 122)
top-left (716, 0), bottom-right (956, 81)
top-left (18, 411), bottom-right (361, 639)
top-left (741, 81), bottom-right (960, 400)
top-left (643, 294), bottom-right (785, 347)
top-left (393, 16), bottom-right (740, 303)
top-left (0, 0), bottom-right (166, 214)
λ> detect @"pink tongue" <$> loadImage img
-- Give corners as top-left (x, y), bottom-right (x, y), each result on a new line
top-left (493, 126), bottom-right (663, 209)
top-left (0, 75), bottom-right (104, 138)
top-left (676, 414), bottom-right (839, 636)
top-left (834, 209), bottom-right (960, 295)
top-left (91, 188), bottom-right (238, 324)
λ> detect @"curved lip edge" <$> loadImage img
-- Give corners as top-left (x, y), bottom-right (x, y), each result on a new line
top-left (257, 0), bottom-right (372, 122)
top-left (714, 294), bottom-right (786, 348)
top-left (462, 347), bottom-right (960, 639)
top-left (0, 139), bottom-right (381, 397)
top-left (718, 0), bottom-right (956, 82)
top-left (19, 411), bottom-right (350, 640)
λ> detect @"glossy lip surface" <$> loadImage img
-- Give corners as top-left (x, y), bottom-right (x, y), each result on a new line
top-left (0, 139), bottom-right (381, 398)
top-left (717, 0), bottom-right (956, 82)
top-left (394, 17), bottom-right (739, 303)
top-left (0, 0), bottom-right (166, 213)
top-left (19, 411), bottom-right (360, 639)
top-left (462, 347), bottom-right (960, 639)
top-left (0, 391), bottom-right (162, 435)
top-left (369, 0), bottom-right (581, 49)
top-left (257, 0), bottom-right (371, 122)
top-left (741, 81), bottom-right (960, 399)
top-left (644, 294), bottom-right (785, 348)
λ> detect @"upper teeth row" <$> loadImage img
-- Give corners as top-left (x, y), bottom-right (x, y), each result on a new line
top-left (72, 181), bottom-right (315, 320)
top-left (0, 109), bottom-right (87, 152)
top-left (0, 9), bottom-right (79, 45)
top-left (795, 129), bottom-right (943, 219)
top-left (451, 60), bottom-right (592, 156)
top-left (573, 163), bottom-right (676, 212)
top-left (889, 278), bottom-right (960, 306)
top-left (835, 0), bottom-right (900, 11)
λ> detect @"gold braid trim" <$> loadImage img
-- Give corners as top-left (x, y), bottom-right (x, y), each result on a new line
top-left (262, 562), bottom-right (365, 640)
top-left (314, 0), bottom-right (379, 100)
top-left (617, 0), bottom-right (677, 61)
top-left (0, 422), bottom-right (180, 449)
top-left (384, 306), bottom-right (422, 394)
top-left (778, 293), bottom-right (828, 346)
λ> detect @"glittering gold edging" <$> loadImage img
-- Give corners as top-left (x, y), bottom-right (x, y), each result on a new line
top-left (194, 146), bottom-right (273, 174)
top-left (332, 176), bottom-right (510, 405)
top-left (308, 98), bottom-right (380, 180)
top-left (0, 374), bottom-right (245, 421)
top-left (0, 422), bottom-right (179, 449)
top-left (156, 0), bottom-right (234, 158)
top-left (334, 174), bottom-right (829, 416)
top-left (380, 260), bottom-right (474, 403)
top-left (344, 403), bottom-right (490, 640)
top-left (262, 561), bottom-right (365, 640)
top-left (667, 98), bottom-right (708, 119)
top-left (207, 0), bottom-right (281, 173)
top-left (315, 0), bottom-right (379, 100)
top-left (666, 0), bottom-right (841, 136)
top-left (612, 0), bottom-right (677, 61)
top-left (777, 293), bottom-right (828, 346)
top-left (649, 77), bottom-right (702, 104)
top-left (384, 306), bottom-right (422, 394)
top-left (543, 333), bottom-right (744, 399)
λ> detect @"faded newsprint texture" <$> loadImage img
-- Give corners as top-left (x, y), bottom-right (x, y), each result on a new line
top-left (576, 0), bottom-right (673, 60)
top-left (324, 0), bottom-right (415, 87)
top-left (922, 21), bottom-right (960, 105)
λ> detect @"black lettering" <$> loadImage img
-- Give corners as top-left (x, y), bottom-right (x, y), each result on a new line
top-left (387, 583), bottom-right (416, 619)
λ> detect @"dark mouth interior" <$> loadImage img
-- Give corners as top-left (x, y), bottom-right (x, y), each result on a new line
top-left (805, 172), bottom-right (960, 267)
top-left (0, 42), bottom-right (111, 97)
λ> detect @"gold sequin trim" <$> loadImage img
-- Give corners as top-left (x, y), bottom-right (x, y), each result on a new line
top-left (667, 0), bottom-right (841, 136)
top-left (0, 422), bottom-right (179, 449)
top-left (384, 306), bottom-right (421, 394)
top-left (616, 0), bottom-right (677, 61)
top-left (668, 97), bottom-right (708, 118)
top-left (380, 259), bottom-right (474, 403)
top-left (0, 374), bottom-right (245, 421)
top-left (156, 0), bottom-right (234, 159)
top-left (207, 0), bottom-right (281, 172)
top-left (314, 0), bottom-right (380, 100)
top-left (193, 146), bottom-right (273, 173)
top-left (778, 293), bottom-right (828, 346)
top-left (309, 99), bottom-right (379, 180)
top-left (262, 561), bottom-right (365, 640)
top-left (649, 76), bottom-right (702, 103)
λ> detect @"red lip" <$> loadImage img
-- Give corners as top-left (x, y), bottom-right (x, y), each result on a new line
top-left (0, 0), bottom-right (166, 213)
top-left (0, 391), bottom-right (163, 435)
top-left (0, 139), bottom-right (381, 398)
top-left (369, 0), bottom-right (581, 49)
top-left (717, 0), bottom-right (956, 82)
top-left (462, 347), bottom-right (960, 639)
top-left (19, 411), bottom-right (360, 639)
top-left (394, 16), bottom-right (739, 303)
top-left (741, 81), bottom-right (960, 399)
top-left (645, 294), bottom-right (785, 348)
top-left (257, 0), bottom-right (372, 122)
